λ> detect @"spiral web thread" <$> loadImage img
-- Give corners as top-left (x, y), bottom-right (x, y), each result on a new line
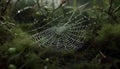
top-left (31, 9), bottom-right (90, 50)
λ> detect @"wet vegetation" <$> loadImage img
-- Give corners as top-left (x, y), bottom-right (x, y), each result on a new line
top-left (0, 0), bottom-right (120, 69)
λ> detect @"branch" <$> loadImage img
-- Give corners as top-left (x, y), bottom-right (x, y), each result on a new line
top-left (99, 51), bottom-right (106, 58)
top-left (114, 5), bottom-right (120, 13)
top-left (1, 0), bottom-right (11, 16)
top-left (108, 0), bottom-right (113, 13)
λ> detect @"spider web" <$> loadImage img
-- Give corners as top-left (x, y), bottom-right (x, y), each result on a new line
top-left (31, 9), bottom-right (90, 50)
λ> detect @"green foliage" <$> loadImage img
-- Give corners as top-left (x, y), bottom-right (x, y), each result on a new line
top-left (12, 0), bottom-right (36, 12)
top-left (71, 63), bottom-right (101, 69)
top-left (5, 28), bottom-right (33, 51)
top-left (8, 64), bottom-right (17, 69)
top-left (0, 0), bottom-right (120, 69)
top-left (95, 24), bottom-right (120, 50)
top-left (0, 21), bottom-right (14, 45)
top-left (0, 28), bottom-right (34, 69)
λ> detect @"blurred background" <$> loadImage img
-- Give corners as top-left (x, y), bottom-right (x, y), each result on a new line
top-left (0, 0), bottom-right (120, 69)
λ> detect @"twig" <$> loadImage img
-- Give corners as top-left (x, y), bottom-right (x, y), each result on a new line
top-left (114, 5), bottom-right (120, 13)
top-left (1, 0), bottom-right (11, 16)
top-left (99, 51), bottom-right (106, 58)
top-left (108, 0), bottom-right (113, 13)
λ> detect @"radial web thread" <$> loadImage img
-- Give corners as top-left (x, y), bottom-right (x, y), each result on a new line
top-left (31, 10), bottom-right (90, 50)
